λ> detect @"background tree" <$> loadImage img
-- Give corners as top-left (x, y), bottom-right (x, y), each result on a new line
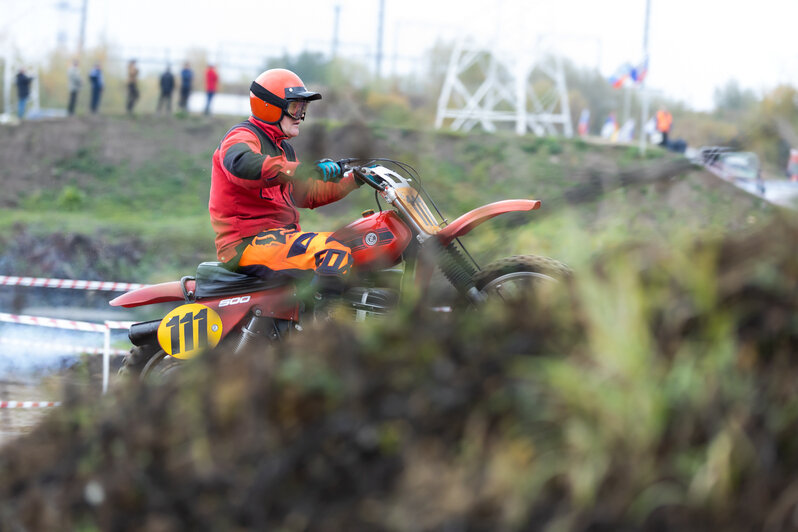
top-left (713, 79), bottom-right (758, 117)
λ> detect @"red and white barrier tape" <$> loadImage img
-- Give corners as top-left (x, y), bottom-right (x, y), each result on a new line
top-left (105, 320), bottom-right (136, 330)
top-left (0, 312), bottom-right (108, 333)
top-left (0, 401), bottom-right (61, 408)
top-left (0, 313), bottom-right (136, 333)
top-left (0, 338), bottom-right (127, 356)
top-left (0, 275), bottom-right (146, 292)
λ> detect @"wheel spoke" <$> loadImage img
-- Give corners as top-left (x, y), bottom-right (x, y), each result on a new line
top-left (480, 271), bottom-right (557, 300)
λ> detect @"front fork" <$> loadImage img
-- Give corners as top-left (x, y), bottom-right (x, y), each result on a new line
top-left (416, 239), bottom-right (485, 303)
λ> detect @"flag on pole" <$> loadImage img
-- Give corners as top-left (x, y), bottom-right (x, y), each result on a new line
top-left (609, 57), bottom-right (648, 89)
top-left (630, 56), bottom-right (649, 85)
top-left (578, 109), bottom-right (590, 136)
top-left (608, 63), bottom-right (631, 89)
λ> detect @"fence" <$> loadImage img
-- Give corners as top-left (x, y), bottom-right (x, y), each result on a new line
top-left (0, 275), bottom-right (144, 395)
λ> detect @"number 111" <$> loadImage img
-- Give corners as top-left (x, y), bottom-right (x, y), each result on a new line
top-left (164, 307), bottom-right (208, 354)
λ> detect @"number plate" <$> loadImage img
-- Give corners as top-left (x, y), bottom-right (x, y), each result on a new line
top-left (157, 303), bottom-right (223, 359)
top-left (394, 186), bottom-right (440, 234)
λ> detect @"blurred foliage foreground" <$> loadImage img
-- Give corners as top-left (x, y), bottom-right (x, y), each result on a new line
top-left (0, 213), bottom-right (797, 532)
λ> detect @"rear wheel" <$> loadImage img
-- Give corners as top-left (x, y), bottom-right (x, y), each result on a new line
top-left (473, 255), bottom-right (570, 303)
top-left (118, 344), bottom-right (160, 378)
top-left (139, 350), bottom-right (182, 382)
top-left (119, 344), bottom-right (181, 382)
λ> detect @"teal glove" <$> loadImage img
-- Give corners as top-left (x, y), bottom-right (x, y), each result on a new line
top-left (316, 159), bottom-right (343, 182)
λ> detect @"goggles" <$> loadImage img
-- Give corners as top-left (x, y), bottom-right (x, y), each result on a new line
top-left (285, 100), bottom-right (309, 120)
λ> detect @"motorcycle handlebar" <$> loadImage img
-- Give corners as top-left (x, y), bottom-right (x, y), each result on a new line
top-left (342, 161), bottom-right (385, 191)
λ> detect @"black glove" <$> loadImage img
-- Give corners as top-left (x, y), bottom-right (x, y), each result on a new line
top-left (315, 159), bottom-right (344, 182)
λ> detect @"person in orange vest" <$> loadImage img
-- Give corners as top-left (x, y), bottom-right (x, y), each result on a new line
top-left (656, 107), bottom-right (673, 147)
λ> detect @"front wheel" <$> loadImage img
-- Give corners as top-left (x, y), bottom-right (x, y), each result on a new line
top-left (472, 255), bottom-right (570, 302)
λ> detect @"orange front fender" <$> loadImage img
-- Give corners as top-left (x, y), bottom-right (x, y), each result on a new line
top-left (435, 199), bottom-right (541, 246)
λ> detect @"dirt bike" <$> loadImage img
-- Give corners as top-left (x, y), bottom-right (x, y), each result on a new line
top-left (110, 159), bottom-right (569, 379)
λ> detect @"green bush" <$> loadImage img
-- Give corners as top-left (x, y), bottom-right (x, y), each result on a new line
top-left (56, 185), bottom-right (86, 211)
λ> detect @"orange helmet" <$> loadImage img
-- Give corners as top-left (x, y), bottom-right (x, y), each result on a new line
top-left (249, 68), bottom-right (321, 123)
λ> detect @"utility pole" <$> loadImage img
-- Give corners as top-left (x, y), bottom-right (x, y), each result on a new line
top-left (375, 0), bottom-right (384, 78)
top-left (639, 0), bottom-right (651, 155)
top-left (78, 0), bottom-right (88, 56)
top-left (2, 46), bottom-right (12, 120)
top-left (332, 4), bottom-right (340, 59)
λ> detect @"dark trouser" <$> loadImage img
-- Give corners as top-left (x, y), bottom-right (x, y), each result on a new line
top-left (126, 83), bottom-right (139, 114)
top-left (17, 97), bottom-right (28, 118)
top-left (157, 93), bottom-right (172, 114)
top-left (90, 88), bottom-right (102, 113)
top-left (204, 91), bottom-right (215, 115)
top-left (659, 131), bottom-right (669, 147)
top-left (179, 88), bottom-right (190, 111)
top-left (68, 91), bottom-right (78, 115)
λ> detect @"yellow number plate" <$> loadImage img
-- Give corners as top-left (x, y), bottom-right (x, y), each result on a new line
top-left (157, 303), bottom-right (223, 359)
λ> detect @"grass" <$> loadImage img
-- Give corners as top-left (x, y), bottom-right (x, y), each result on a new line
top-left (2, 212), bottom-right (796, 530)
top-left (2, 120), bottom-right (798, 530)
top-left (1, 119), bottom-right (780, 282)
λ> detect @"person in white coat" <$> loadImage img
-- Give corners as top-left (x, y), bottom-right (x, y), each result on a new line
top-left (67, 59), bottom-right (82, 116)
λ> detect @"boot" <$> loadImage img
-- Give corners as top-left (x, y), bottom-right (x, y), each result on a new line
top-left (311, 275), bottom-right (346, 323)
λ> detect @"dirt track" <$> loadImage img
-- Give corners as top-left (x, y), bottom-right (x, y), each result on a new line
top-left (0, 381), bottom-right (57, 446)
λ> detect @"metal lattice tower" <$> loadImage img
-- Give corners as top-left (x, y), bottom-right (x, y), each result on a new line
top-left (435, 35), bottom-right (572, 137)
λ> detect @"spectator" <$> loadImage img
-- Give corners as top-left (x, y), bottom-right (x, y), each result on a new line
top-left (126, 59), bottom-right (140, 115)
top-left (756, 169), bottom-right (766, 196)
top-left (618, 119), bottom-right (635, 143)
top-left (656, 107), bottom-right (673, 147)
top-left (157, 65), bottom-right (175, 114)
top-left (600, 111), bottom-right (617, 140)
top-left (179, 61), bottom-right (193, 112)
top-left (88, 63), bottom-right (104, 113)
top-left (787, 148), bottom-right (798, 182)
top-left (204, 64), bottom-right (218, 115)
top-left (15, 68), bottom-right (34, 119)
top-left (67, 59), bottom-right (81, 116)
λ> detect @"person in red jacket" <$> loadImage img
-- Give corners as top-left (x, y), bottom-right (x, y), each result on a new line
top-left (209, 68), bottom-right (360, 315)
top-left (204, 64), bottom-right (219, 115)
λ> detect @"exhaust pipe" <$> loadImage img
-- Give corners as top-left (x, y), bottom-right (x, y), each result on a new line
top-left (128, 319), bottom-right (160, 346)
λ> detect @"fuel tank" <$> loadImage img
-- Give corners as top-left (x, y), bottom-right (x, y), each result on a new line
top-left (332, 210), bottom-right (412, 270)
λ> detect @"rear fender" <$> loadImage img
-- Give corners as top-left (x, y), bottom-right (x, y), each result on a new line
top-left (109, 280), bottom-right (195, 308)
top-left (435, 199), bottom-right (541, 247)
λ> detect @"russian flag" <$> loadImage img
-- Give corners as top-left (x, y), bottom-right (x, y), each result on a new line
top-left (608, 63), bottom-right (631, 89)
top-left (578, 109), bottom-right (590, 136)
top-left (630, 56), bottom-right (648, 85)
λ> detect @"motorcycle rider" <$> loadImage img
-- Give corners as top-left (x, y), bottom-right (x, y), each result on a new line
top-left (209, 68), bottom-right (360, 317)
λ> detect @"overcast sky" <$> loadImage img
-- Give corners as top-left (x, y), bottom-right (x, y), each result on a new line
top-left (3, 0), bottom-right (797, 111)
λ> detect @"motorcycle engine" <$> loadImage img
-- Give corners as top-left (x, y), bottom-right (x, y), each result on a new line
top-left (343, 287), bottom-right (398, 320)
top-left (343, 267), bottom-right (403, 320)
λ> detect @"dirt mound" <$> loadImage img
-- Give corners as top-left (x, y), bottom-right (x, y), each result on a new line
top-left (0, 224), bottom-right (146, 313)
top-left (0, 214), bottom-right (796, 531)
top-left (0, 115), bottom-right (383, 208)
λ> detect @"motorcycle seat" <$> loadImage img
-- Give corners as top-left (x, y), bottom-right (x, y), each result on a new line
top-left (194, 261), bottom-right (290, 299)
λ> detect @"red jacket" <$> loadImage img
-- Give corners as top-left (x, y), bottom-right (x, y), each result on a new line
top-left (209, 117), bottom-right (358, 262)
top-left (205, 67), bottom-right (218, 93)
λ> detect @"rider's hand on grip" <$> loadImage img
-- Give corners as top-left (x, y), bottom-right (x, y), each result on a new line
top-left (315, 159), bottom-right (343, 182)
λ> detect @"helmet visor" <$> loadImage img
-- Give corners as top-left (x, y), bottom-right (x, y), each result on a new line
top-left (285, 100), bottom-right (309, 120)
